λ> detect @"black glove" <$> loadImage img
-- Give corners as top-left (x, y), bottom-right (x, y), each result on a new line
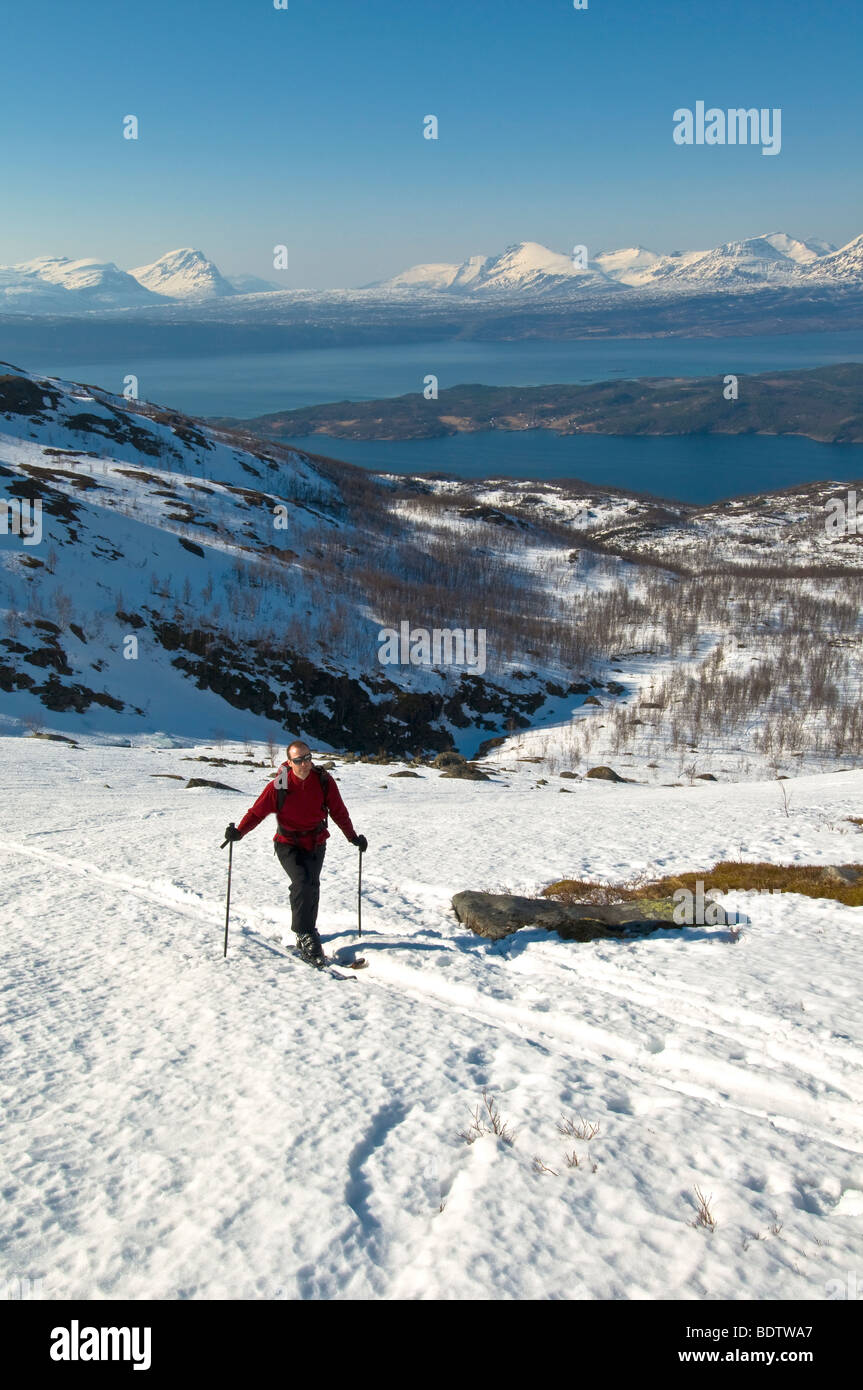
top-left (223, 823), bottom-right (243, 844)
top-left (353, 834), bottom-right (368, 853)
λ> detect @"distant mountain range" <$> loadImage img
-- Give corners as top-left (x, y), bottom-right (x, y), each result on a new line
top-left (367, 233), bottom-right (860, 295)
top-left (1, 232), bottom-right (862, 316)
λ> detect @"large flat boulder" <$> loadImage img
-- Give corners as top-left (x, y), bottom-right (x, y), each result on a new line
top-left (451, 891), bottom-right (679, 942)
top-left (440, 763), bottom-right (491, 780)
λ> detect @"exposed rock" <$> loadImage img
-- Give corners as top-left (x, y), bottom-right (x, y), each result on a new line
top-left (475, 735), bottom-right (506, 759)
top-left (185, 777), bottom-right (243, 792)
top-left (820, 865), bottom-right (861, 886)
top-left (586, 766), bottom-right (626, 782)
top-left (440, 762), bottom-right (491, 781)
top-left (583, 695), bottom-right (602, 706)
top-left (390, 769), bottom-right (422, 778)
top-left (451, 891), bottom-right (680, 942)
top-left (457, 505), bottom-right (519, 527)
top-left (559, 770), bottom-right (579, 779)
top-left (696, 773), bottom-right (718, 781)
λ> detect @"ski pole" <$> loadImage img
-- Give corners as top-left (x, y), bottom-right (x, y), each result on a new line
top-left (357, 845), bottom-right (363, 939)
top-left (221, 836), bottom-right (234, 957)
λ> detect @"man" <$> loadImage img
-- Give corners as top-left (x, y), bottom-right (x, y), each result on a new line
top-left (223, 741), bottom-right (367, 968)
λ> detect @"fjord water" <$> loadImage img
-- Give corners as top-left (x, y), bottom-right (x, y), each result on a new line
top-left (33, 330), bottom-right (863, 503)
top-left (281, 430), bottom-right (861, 505)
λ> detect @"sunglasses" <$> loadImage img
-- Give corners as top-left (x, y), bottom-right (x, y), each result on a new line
top-left (290, 753), bottom-right (313, 764)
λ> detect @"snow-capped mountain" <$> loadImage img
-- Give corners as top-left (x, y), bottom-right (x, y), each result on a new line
top-left (0, 256), bottom-right (162, 312)
top-left (129, 248), bottom-right (238, 300)
top-left (226, 273), bottom-right (283, 294)
top-left (368, 241), bottom-right (614, 294)
top-left (372, 231), bottom-right (853, 296)
top-left (803, 233), bottom-right (863, 284)
top-left (760, 232), bottom-right (836, 264)
top-left (592, 245), bottom-right (663, 284)
top-left (629, 234), bottom-right (841, 289)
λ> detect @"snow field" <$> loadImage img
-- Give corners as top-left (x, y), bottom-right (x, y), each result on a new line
top-left (1, 737), bottom-right (861, 1299)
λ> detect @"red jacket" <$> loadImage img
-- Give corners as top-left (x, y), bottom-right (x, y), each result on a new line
top-left (236, 762), bottom-right (357, 851)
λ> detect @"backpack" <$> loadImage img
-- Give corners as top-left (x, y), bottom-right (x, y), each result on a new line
top-left (273, 763), bottom-right (332, 838)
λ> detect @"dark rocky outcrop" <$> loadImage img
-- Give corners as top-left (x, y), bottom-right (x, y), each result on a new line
top-left (585, 766), bottom-right (626, 782)
top-left (185, 777), bottom-right (243, 792)
top-left (440, 763), bottom-right (491, 781)
top-left (451, 891), bottom-right (680, 942)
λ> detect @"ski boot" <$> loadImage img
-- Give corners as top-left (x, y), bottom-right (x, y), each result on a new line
top-left (295, 930), bottom-right (326, 969)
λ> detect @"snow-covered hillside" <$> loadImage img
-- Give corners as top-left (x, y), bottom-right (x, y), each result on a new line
top-left (2, 361), bottom-right (862, 777)
top-left (0, 363), bottom-right (597, 752)
top-left (1, 733), bottom-right (861, 1299)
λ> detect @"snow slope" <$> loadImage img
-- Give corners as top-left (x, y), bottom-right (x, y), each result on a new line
top-left (1, 735), bottom-right (861, 1300)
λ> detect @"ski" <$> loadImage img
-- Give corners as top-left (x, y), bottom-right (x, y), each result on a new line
top-left (327, 966), bottom-right (360, 983)
top-left (286, 947), bottom-right (361, 982)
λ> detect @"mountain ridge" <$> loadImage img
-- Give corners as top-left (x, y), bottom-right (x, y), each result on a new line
top-left (0, 230), bottom-right (858, 316)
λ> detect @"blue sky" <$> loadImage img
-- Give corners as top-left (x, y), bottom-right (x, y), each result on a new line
top-left (1, 0), bottom-right (860, 286)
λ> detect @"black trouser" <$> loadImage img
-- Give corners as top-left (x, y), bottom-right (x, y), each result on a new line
top-left (274, 840), bottom-right (326, 938)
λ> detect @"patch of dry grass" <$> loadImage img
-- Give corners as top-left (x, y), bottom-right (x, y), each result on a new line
top-left (543, 861), bottom-right (863, 908)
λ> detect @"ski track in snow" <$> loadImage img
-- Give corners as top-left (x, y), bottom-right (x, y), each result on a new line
top-left (1, 740), bottom-right (862, 1300)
